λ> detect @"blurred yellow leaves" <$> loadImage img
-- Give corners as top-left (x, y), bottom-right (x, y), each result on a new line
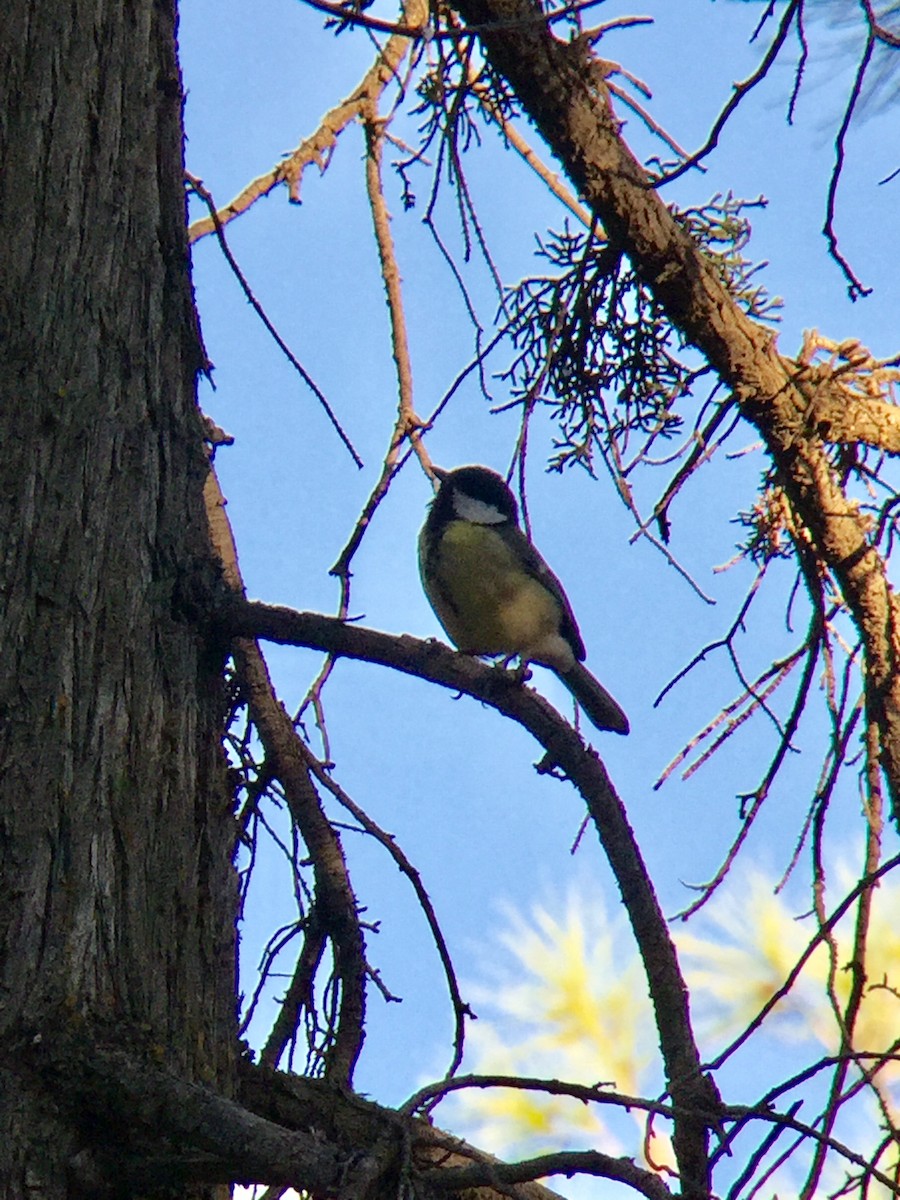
top-left (452, 862), bottom-right (900, 1180)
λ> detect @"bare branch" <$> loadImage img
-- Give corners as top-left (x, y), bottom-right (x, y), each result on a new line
top-left (205, 467), bottom-right (366, 1083)
top-left (655, 0), bottom-right (802, 187)
top-left (303, 748), bottom-right (475, 1081)
top-left (229, 597), bottom-right (722, 1193)
top-left (187, 0), bottom-right (428, 240)
top-left (822, 14), bottom-right (875, 298)
top-left (187, 175), bottom-right (363, 467)
top-left (423, 1149), bottom-right (674, 1198)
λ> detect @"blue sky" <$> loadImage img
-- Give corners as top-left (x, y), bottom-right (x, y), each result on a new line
top-left (179, 0), bottom-right (900, 1117)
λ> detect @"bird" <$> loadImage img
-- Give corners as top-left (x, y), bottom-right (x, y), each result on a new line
top-left (418, 465), bottom-right (629, 735)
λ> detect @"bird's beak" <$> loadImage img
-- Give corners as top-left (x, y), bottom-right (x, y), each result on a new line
top-left (431, 466), bottom-right (449, 483)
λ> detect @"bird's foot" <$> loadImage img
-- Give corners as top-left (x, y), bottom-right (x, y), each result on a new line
top-left (495, 655), bottom-right (531, 685)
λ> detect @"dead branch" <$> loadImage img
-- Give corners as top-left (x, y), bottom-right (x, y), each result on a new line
top-left (187, 0), bottom-right (429, 241)
top-left (446, 0), bottom-right (900, 850)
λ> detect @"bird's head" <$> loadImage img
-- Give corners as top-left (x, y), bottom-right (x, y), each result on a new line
top-left (431, 465), bottom-right (518, 526)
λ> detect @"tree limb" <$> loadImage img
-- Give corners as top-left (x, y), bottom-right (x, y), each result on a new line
top-left (21, 1028), bottom-right (609, 1198)
top-left (226, 599), bottom-right (720, 1197)
top-left (444, 0), bottom-right (900, 843)
top-left (206, 468), bottom-right (366, 1083)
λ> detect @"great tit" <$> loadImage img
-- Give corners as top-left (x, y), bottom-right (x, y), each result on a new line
top-left (419, 465), bottom-right (629, 735)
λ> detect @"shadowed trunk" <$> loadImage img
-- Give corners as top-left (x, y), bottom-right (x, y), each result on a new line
top-left (0, 0), bottom-right (237, 1194)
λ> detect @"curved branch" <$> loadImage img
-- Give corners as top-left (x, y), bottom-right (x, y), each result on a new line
top-left (402, 1071), bottom-right (680, 1120)
top-left (422, 1150), bottom-right (673, 1198)
top-left (24, 1031), bottom-right (595, 1200)
top-left (654, 0), bottom-right (801, 187)
top-left (228, 599), bottom-right (720, 1194)
top-left (303, 749), bottom-right (474, 1081)
top-left (240, 1060), bottom-right (636, 1200)
top-left (822, 19), bottom-right (875, 298)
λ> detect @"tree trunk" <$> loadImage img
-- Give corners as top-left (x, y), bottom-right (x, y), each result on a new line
top-left (0, 0), bottom-right (237, 1194)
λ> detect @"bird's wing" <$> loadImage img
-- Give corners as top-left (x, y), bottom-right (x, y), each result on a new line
top-left (495, 523), bottom-right (587, 662)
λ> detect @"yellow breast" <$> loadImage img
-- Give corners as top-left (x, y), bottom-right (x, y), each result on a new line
top-left (421, 520), bottom-right (567, 663)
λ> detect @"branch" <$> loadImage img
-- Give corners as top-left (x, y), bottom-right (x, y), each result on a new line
top-left (402, 1072), bottom-right (686, 1124)
top-left (205, 468), bottom-right (366, 1083)
top-left (239, 1060), bottom-right (632, 1200)
top-left (422, 1150), bottom-right (673, 1198)
top-left (227, 598), bottom-right (720, 1192)
top-left (187, 0), bottom-right (428, 240)
top-left (23, 1030), bottom-right (599, 1200)
top-left (303, 748), bottom-right (474, 1081)
top-left (446, 0), bottom-right (900, 846)
top-left (654, 0), bottom-right (801, 186)
top-left (21, 1034), bottom-right (349, 1193)
top-left (822, 17), bottom-right (875, 298)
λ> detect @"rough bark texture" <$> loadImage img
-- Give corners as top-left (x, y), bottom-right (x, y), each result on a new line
top-left (448, 0), bottom-right (900, 833)
top-left (0, 0), bottom-right (237, 1194)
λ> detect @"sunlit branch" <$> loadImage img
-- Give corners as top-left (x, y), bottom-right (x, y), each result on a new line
top-left (861, 0), bottom-right (900, 46)
top-left (605, 78), bottom-right (692, 164)
top-left (187, 0), bottom-right (427, 240)
top-left (327, 102), bottom-right (432, 597)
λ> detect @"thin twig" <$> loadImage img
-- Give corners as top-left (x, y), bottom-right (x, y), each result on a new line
top-left (304, 749), bottom-right (474, 1082)
top-left (654, 0), bottom-right (801, 187)
top-left (187, 174), bottom-right (363, 468)
top-left (671, 628), bottom-right (820, 921)
top-left (822, 11), bottom-right (875, 299)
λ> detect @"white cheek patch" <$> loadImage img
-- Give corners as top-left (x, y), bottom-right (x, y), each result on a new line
top-left (453, 492), bottom-right (507, 524)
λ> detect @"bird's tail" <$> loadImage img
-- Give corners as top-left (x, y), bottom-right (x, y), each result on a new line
top-left (558, 662), bottom-right (629, 735)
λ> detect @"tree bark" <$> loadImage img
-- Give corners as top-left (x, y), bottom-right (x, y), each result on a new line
top-left (0, 0), bottom-right (236, 1194)
top-left (450, 0), bottom-right (900, 836)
